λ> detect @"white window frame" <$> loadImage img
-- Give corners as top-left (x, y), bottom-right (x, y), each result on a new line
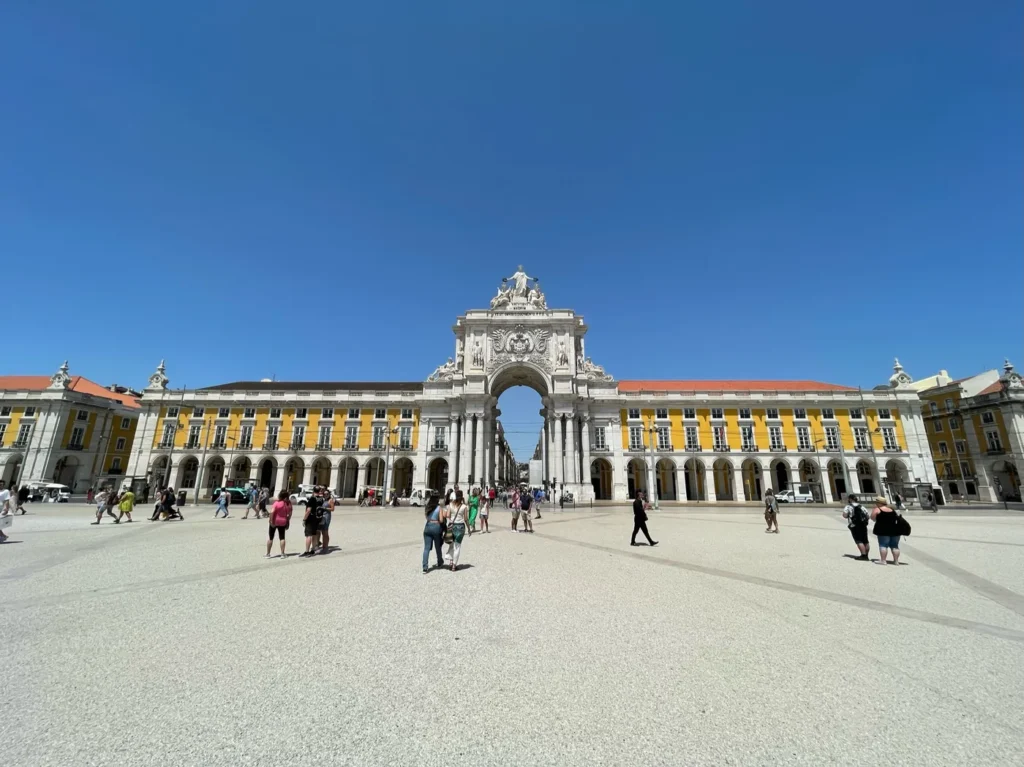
top-left (740, 425), bottom-right (754, 450)
top-left (398, 425), bottom-right (412, 449)
top-left (318, 425), bottom-right (332, 448)
top-left (981, 411), bottom-right (995, 424)
top-left (683, 408), bottom-right (696, 419)
top-left (161, 423), bottom-right (176, 446)
top-left (69, 426), bottom-right (86, 448)
top-left (0, 424), bottom-right (6, 443)
top-left (243, 408), bottom-right (256, 419)
top-left (627, 408), bottom-right (640, 420)
top-left (15, 423), bottom-right (32, 445)
top-left (593, 426), bottom-right (607, 450)
top-left (24, 407), bottom-right (36, 417)
top-left (949, 416), bottom-right (960, 430)
top-left (850, 408), bottom-right (863, 420)
top-left (938, 441), bottom-right (949, 456)
top-left (115, 437), bottom-right (127, 451)
top-left (854, 427), bottom-right (869, 450)
top-left (77, 410), bottom-right (89, 421)
top-left (769, 426), bottom-right (784, 451)
top-left (265, 425), bottom-right (279, 449)
top-left (713, 425), bottom-right (727, 450)
top-left (934, 420), bottom-right (944, 433)
top-left (111, 457), bottom-right (122, 471)
top-left (295, 408), bottom-right (308, 420)
top-left (292, 425), bottom-right (306, 448)
top-left (629, 426), bottom-right (644, 451)
top-left (825, 426), bottom-right (840, 451)
top-left (685, 425), bottom-right (699, 450)
top-left (739, 408), bottom-right (751, 419)
top-left (985, 430), bottom-right (1002, 451)
top-left (187, 424), bottom-right (201, 448)
top-left (794, 408), bottom-right (807, 419)
top-left (348, 408), bottom-right (360, 419)
top-left (166, 407), bottom-right (179, 418)
top-left (269, 408), bottom-right (282, 419)
top-left (192, 407), bottom-right (205, 418)
top-left (821, 408), bottom-right (835, 420)
top-left (321, 408), bottom-right (334, 420)
top-left (711, 407), bottom-right (724, 419)
top-left (213, 424), bottom-right (228, 448)
top-left (401, 408), bottom-right (413, 420)
top-left (877, 408), bottom-right (891, 419)
top-left (882, 428), bottom-right (898, 451)
top-left (238, 425), bottom-right (253, 449)
top-left (655, 408), bottom-right (668, 420)
top-left (766, 408), bottom-right (779, 419)
top-left (432, 426), bottom-right (446, 450)
top-left (218, 408), bottom-right (230, 419)
top-left (121, 417), bottom-right (131, 429)
top-left (372, 425), bottom-right (387, 448)
top-left (656, 426), bottom-right (670, 450)
top-left (944, 399), bottom-right (954, 412)
top-left (797, 426), bottom-right (811, 451)
top-left (345, 425), bottom-right (360, 448)
top-left (374, 408), bottom-right (386, 420)
top-left (954, 440), bottom-right (966, 454)
top-left (960, 461), bottom-right (971, 478)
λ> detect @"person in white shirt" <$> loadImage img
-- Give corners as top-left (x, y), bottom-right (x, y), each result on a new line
top-left (0, 481), bottom-right (11, 543)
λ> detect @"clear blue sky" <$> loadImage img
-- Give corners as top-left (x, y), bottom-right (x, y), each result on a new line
top-left (2, 1), bottom-right (1021, 460)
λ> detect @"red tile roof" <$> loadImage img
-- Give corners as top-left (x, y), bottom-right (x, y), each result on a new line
top-left (618, 380), bottom-right (858, 393)
top-left (977, 381), bottom-right (1004, 396)
top-left (0, 375), bottom-right (140, 409)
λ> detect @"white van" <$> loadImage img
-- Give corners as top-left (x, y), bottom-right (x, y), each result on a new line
top-left (43, 484), bottom-right (72, 503)
top-left (776, 485), bottom-right (813, 504)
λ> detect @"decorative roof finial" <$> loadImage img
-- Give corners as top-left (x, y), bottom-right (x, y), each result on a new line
top-left (889, 357), bottom-right (912, 388)
top-left (1000, 358), bottom-right (1022, 389)
top-left (146, 359), bottom-right (170, 391)
top-left (49, 360), bottom-right (72, 389)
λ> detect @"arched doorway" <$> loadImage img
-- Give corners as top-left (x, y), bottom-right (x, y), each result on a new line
top-left (1, 454), bottom-right (24, 486)
top-left (656, 459), bottom-right (677, 500)
top-left (229, 457), bottom-right (251, 486)
top-left (884, 459), bottom-right (908, 498)
top-left (365, 457), bottom-right (385, 489)
top-left (55, 455), bottom-right (80, 489)
top-left (489, 365), bottom-right (549, 494)
top-left (283, 458), bottom-right (304, 491)
top-left (177, 456), bottom-right (199, 489)
top-left (713, 459), bottom-right (734, 500)
top-left (427, 458), bottom-right (448, 493)
top-left (741, 460), bottom-right (762, 501)
top-left (992, 461), bottom-right (1021, 501)
top-left (205, 457), bottom-right (225, 492)
top-left (856, 460), bottom-right (877, 495)
top-left (684, 459), bottom-right (705, 501)
top-left (772, 459), bottom-right (791, 492)
top-left (258, 458), bottom-right (276, 491)
top-left (627, 458), bottom-right (648, 499)
top-left (338, 457), bottom-right (359, 498)
top-left (392, 457), bottom-right (414, 497)
top-left (150, 455), bottom-right (170, 489)
top-left (827, 460), bottom-right (846, 501)
top-left (590, 458), bottom-right (612, 500)
top-left (311, 457), bottom-right (331, 487)
top-left (799, 459), bottom-right (822, 502)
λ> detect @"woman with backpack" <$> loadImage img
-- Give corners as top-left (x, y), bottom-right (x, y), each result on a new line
top-left (266, 489), bottom-right (292, 559)
top-left (421, 492), bottom-right (444, 573)
top-left (871, 496), bottom-right (905, 565)
top-left (842, 494), bottom-right (871, 560)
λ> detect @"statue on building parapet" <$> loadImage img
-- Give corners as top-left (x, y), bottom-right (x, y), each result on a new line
top-left (1001, 358), bottom-right (1022, 389)
top-left (49, 360), bottom-right (72, 389)
top-left (888, 357), bottom-right (913, 389)
top-left (427, 357), bottom-right (459, 382)
top-left (579, 357), bottom-right (613, 382)
top-left (490, 266), bottom-right (547, 311)
top-left (146, 359), bottom-right (170, 391)
top-left (472, 341), bottom-right (484, 368)
top-left (556, 340), bottom-right (569, 367)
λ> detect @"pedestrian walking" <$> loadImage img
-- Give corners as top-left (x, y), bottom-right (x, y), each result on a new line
top-left (16, 484), bottom-right (29, 514)
top-left (421, 492), bottom-right (444, 573)
top-left (87, 487), bottom-right (94, 504)
top-left (478, 491), bottom-right (490, 533)
top-left (301, 490), bottom-right (323, 556)
top-left (241, 485), bottom-right (259, 519)
top-left (319, 488), bottom-right (335, 553)
top-left (468, 488), bottom-right (480, 533)
top-left (533, 488), bottom-right (542, 519)
top-left (91, 487), bottom-right (117, 525)
top-left (443, 490), bottom-right (470, 570)
top-left (116, 487), bottom-right (136, 523)
top-left (764, 489), bottom-right (780, 533)
top-left (213, 488), bottom-right (230, 518)
top-left (0, 481), bottom-right (10, 543)
top-left (510, 488), bottom-right (521, 532)
top-left (893, 491), bottom-right (905, 511)
top-left (266, 489), bottom-right (292, 558)
top-left (871, 495), bottom-right (909, 565)
top-left (520, 491), bottom-right (534, 533)
top-left (926, 491), bottom-right (938, 513)
top-left (841, 494), bottom-right (871, 560)
top-left (257, 487), bottom-right (270, 518)
top-left (630, 490), bottom-right (658, 546)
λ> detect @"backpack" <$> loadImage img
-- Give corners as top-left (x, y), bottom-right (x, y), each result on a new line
top-left (852, 504), bottom-right (869, 525)
top-left (520, 494), bottom-right (532, 511)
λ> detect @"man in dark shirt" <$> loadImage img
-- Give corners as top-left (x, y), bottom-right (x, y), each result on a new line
top-left (302, 488), bottom-right (323, 556)
top-left (630, 490), bottom-right (658, 547)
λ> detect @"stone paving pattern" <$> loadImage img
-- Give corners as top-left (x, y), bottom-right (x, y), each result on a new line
top-left (2, 504), bottom-right (1023, 766)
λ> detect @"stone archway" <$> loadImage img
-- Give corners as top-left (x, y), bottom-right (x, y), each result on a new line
top-left (713, 459), bottom-right (734, 500)
top-left (364, 457), bottom-right (385, 489)
top-left (55, 455), bottom-right (80, 489)
top-left (392, 457), bottom-right (414, 497)
top-left (283, 458), bottom-right (304, 491)
top-left (427, 458), bottom-right (449, 493)
top-left (856, 460), bottom-right (877, 495)
top-left (656, 458), bottom-right (676, 500)
top-left (229, 457), bottom-right (251, 486)
top-left (590, 458), bottom-right (612, 500)
top-left (684, 458), bottom-right (705, 501)
top-left (258, 457), bottom-right (277, 491)
top-left (150, 455), bottom-right (170, 489)
top-left (627, 458), bottom-right (648, 499)
top-left (311, 457), bottom-right (331, 486)
top-left (176, 456), bottom-right (199, 489)
top-left (338, 457), bottom-right (359, 498)
top-left (741, 460), bottom-right (762, 501)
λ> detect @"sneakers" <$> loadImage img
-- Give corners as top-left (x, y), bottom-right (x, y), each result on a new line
top-left (264, 554), bottom-right (272, 559)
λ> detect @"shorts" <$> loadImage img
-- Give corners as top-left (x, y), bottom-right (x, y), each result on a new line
top-left (520, 508), bottom-right (532, 520)
top-left (877, 535), bottom-right (901, 549)
top-left (304, 522), bottom-right (320, 537)
top-left (849, 523), bottom-right (869, 545)
top-left (269, 524), bottom-right (287, 540)
top-left (511, 509), bottom-right (521, 520)
top-left (320, 511), bottom-right (332, 530)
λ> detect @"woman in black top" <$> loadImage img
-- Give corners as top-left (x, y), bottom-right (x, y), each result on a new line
top-left (870, 496), bottom-right (902, 565)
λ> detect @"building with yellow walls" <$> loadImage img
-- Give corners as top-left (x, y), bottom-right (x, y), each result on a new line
top-left (125, 271), bottom-right (939, 505)
top-left (910, 359), bottom-right (1024, 503)
top-left (0, 362), bottom-right (140, 493)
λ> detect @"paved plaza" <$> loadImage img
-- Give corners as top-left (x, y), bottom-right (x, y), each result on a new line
top-left (2, 503), bottom-right (1023, 766)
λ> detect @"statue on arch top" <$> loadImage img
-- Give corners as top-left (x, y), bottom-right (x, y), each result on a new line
top-left (504, 265), bottom-right (535, 297)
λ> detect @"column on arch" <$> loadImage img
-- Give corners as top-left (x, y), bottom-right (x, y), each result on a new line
top-left (580, 415), bottom-right (592, 494)
top-left (565, 413), bottom-right (578, 485)
top-left (473, 414), bottom-right (484, 488)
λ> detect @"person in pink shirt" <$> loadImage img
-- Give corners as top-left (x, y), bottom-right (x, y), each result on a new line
top-left (265, 490), bottom-right (293, 559)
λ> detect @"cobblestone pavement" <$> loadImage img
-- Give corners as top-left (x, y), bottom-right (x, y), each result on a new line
top-left (2, 504), bottom-right (1023, 766)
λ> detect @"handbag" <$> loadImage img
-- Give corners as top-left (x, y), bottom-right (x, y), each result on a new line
top-left (895, 513), bottom-right (912, 537)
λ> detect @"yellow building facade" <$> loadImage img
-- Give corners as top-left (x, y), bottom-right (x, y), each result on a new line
top-left (0, 362), bottom-right (140, 492)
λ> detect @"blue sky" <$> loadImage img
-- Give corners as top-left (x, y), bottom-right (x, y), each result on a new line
top-left (1, 1), bottom-right (1021, 460)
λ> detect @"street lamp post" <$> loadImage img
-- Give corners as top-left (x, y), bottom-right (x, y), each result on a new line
top-left (646, 420), bottom-right (659, 510)
top-left (380, 423), bottom-right (398, 506)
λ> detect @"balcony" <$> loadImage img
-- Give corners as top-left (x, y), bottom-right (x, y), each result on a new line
top-left (288, 441), bottom-right (305, 451)
top-left (657, 445), bottom-right (674, 452)
top-left (883, 446), bottom-right (901, 453)
top-left (685, 445), bottom-right (701, 452)
top-left (343, 443), bottom-right (360, 451)
top-left (237, 442), bottom-right (252, 450)
top-left (212, 442), bottom-right (227, 450)
top-left (157, 440), bottom-right (174, 449)
top-left (771, 445), bottom-right (787, 453)
top-left (797, 445), bottom-right (814, 452)
top-left (186, 440), bottom-right (201, 450)
top-left (713, 445), bottom-right (731, 453)
top-left (741, 445), bottom-right (759, 453)
top-left (986, 447), bottom-right (1006, 456)
top-left (370, 444), bottom-right (386, 452)
top-left (315, 442), bottom-right (332, 451)
top-left (67, 444), bottom-right (85, 451)
top-left (854, 446), bottom-right (873, 453)
top-left (396, 444), bottom-right (414, 452)
top-left (429, 444), bottom-right (448, 453)
top-left (262, 441), bottom-right (278, 451)
top-left (591, 445), bottom-right (610, 452)
top-left (12, 441), bottom-right (29, 449)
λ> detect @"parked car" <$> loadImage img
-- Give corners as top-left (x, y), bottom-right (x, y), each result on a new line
top-left (775, 486), bottom-right (813, 503)
top-left (289, 484), bottom-right (317, 506)
top-left (35, 483), bottom-right (72, 503)
top-left (407, 489), bottom-right (427, 507)
top-left (214, 486), bottom-right (251, 504)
